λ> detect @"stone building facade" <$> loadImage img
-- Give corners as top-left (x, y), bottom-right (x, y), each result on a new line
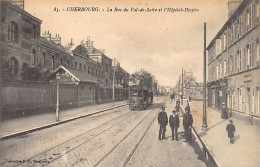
top-left (207, 0), bottom-right (260, 125)
top-left (0, 1), bottom-right (128, 117)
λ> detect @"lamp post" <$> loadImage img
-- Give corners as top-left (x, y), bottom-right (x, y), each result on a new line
top-left (112, 58), bottom-right (116, 107)
top-left (56, 73), bottom-right (61, 122)
top-left (202, 22), bottom-right (208, 131)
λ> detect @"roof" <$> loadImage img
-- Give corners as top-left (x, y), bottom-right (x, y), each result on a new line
top-left (49, 66), bottom-right (99, 84)
top-left (207, 0), bottom-right (249, 50)
top-left (39, 37), bottom-right (69, 55)
top-left (2, 1), bottom-right (42, 23)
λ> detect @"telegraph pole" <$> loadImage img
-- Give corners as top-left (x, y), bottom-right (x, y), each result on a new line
top-left (113, 58), bottom-right (115, 107)
top-left (202, 22), bottom-right (208, 131)
top-left (181, 68), bottom-right (184, 105)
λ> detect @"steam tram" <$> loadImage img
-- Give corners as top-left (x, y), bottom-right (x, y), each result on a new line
top-left (128, 77), bottom-right (153, 111)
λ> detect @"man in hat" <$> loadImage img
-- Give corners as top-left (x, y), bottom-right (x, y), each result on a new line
top-left (226, 120), bottom-right (236, 144)
top-left (169, 109), bottom-right (180, 140)
top-left (221, 102), bottom-right (228, 119)
top-left (158, 106), bottom-right (168, 140)
top-left (183, 107), bottom-right (193, 143)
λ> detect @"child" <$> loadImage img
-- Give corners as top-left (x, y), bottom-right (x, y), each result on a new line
top-left (226, 120), bottom-right (236, 144)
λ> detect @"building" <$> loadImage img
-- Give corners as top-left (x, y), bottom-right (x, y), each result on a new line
top-left (0, 1), bottom-right (129, 118)
top-left (113, 63), bottom-right (130, 101)
top-left (174, 70), bottom-right (203, 100)
top-left (207, 0), bottom-right (260, 126)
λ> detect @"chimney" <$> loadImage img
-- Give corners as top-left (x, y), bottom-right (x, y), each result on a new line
top-left (68, 38), bottom-right (74, 46)
top-left (9, 0), bottom-right (24, 9)
top-left (85, 36), bottom-right (94, 54)
top-left (51, 33), bottom-right (61, 45)
top-left (228, 1), bottom-right (242, 18)
top-left (42, 30), bottom-right (51, 41)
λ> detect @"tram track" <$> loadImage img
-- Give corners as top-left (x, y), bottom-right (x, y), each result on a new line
top-left (11, 107), bottom-right (134, 167)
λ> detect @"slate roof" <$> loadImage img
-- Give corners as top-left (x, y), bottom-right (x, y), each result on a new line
top-left (50, 66), bottom-right (99, 84)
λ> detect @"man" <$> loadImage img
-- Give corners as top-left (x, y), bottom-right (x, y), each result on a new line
top-left (169, 109), bottom-right (180, 140)
top-left (183, 107), bottom-right (193, 143)
top-left (158, 107), bottom-right (168, 140)
top-left (176, 98), bottom-right (180, 107)
top-left (226, 120), bottom-right (236, 144)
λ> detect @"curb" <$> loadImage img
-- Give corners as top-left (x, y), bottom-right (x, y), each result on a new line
top-left (0, 104), bottom-right (128, 140)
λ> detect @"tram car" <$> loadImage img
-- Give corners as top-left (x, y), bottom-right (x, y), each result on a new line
top-left (128, 71), bottom-right (153, 111)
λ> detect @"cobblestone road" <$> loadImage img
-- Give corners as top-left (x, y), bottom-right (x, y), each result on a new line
top-left (0, 97), bottom-right (210, 167)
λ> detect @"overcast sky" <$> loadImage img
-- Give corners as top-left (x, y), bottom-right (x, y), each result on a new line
top-left (25, 0), bottom-right (230, 87)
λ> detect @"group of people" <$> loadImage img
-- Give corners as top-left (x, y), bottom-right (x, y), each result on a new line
top-left (157, 100), bottom-right (193, 143)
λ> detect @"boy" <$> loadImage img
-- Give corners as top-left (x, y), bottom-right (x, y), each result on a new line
top-left (226, 120), bottom-right (236, 144)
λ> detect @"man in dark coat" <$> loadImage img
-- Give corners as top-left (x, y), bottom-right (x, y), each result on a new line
top-left (226, 120), bottom-right (236, 144)
top-left (169, 109), bottom-right (180, 140)
top-left (158, 107), bottom-right (168, 140)
top-left (183, 107), bottom-right (193, 143)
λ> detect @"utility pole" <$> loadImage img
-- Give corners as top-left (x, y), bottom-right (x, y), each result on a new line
top-left (112, 58), bottom-right (116, 107)
top-left (181, 68), bottom-right (184, 105)
top-left (202, 22), bottom-right (208, 131)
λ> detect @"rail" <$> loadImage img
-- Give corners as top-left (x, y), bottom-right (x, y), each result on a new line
top-left (179, 107), bottom-right (219, 167)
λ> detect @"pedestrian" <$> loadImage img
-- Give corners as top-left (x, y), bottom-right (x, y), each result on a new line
top-left (183, 107), bottom-right (193, 143)
top-left (176, 98), bottom-right (180, 107)
top-left (169, 109), bottom-right (180, 140)
top-left (158, 106), bottom-right (168, 140)
top-left (221, 102), bottom-right (228, 119)
top-left (185, 101), bottom-right (190, 112)
top-left (226, 120), bottom-right (236, 144)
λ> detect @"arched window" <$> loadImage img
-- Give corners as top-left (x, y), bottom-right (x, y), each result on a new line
top-left (32, 49), bottom-right (36, 65)
top-left (9, 57), bottom-right (19, 76)
top-left (33, 24), bottom-right (37, 38)
top-left (52, 55), bottom-right (55, 69)
top-left (42, 52), bottom-right (46, 67)
top-left (8, 21), bottom-right (18, 42)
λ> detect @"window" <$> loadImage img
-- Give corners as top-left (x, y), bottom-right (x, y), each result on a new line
top-left (239, 50), bottom-right (242, 70)
top-left (74, 62), bottom-right (77, 69)
top-left (106, 79), bottom-right (108, 86)
top-left (96, 69), bottom-right (97, 77)
top-left (223, 34), bottom-right (227, 49)
top-left (84, 65), bottom-right (86, 72)
top-left (52, 56), bottom-right (55, 69)
top-left (257, 40), bottom-right (260, 63)
top-left (9, 57), bottom-right (19, 76)
top-left (216, 39), bottom-right (222, 55)
top-left (256, 0), bottom-right (259, 22)
top-left (8, 21), bottom-right (18, 42)
top-left (224, 60), bottom-right (227, 76)
top-left (88, 66), bottom-right (90, 74)
top-left (247, 5), bottom-right (253, 30)
top-left (92, 67), bottom-right (94, 76)
top-left (32, 49), bottom-right (36, 65)
top-left (33, 24), bottom-right (37, 38)
top-left (247, 44), bottom-right (253, 67)
top-left (79, 63), bottom-right (82, 71)
top-left (60, 57), bottom-right (63, 66)
top-left (238, 17), bottom-right (242, 38)
top-left (216, 65), bottom-right (219, 79)
top-left (43, 52), bottom-right (46, 67)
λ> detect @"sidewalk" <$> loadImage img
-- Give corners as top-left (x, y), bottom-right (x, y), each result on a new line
top-left (186, 101), bottom-right (260, 167)
top-left (0, 101), bottom-right (127, 138)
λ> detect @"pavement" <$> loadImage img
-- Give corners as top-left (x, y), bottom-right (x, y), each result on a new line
top-left (179, 100), bottom-right (260, 167)
top-left (0, 101), bottom-right (127, 139)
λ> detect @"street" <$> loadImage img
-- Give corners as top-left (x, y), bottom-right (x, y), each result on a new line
top-left (0, 97), bottom-right (209, 167)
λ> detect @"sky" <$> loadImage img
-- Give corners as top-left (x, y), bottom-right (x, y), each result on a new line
top-left (24, 0), bottom-right (230, 87)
